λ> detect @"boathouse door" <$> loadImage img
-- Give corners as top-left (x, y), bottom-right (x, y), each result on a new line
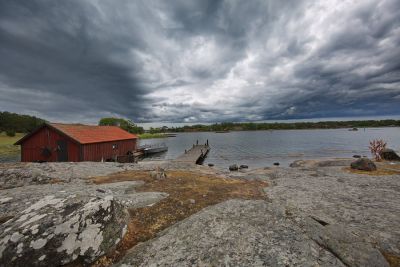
top-left (57, 140), bottom-right (68, 162)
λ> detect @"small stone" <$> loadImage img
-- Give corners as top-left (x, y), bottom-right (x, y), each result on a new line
top-left (273, 162), bottom-right (280, 166)
top-left (239, 165), bottom-right (248, 169)
top-left (229, 164), bottom-right (239, 171)
top-left (208, 163), bottom-right (214, 167)
top-left (353, 155), bottom-right (361, 158)
top-left (189, 199), bottom-right (196, 204)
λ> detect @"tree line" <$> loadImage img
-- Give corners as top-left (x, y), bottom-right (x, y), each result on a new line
top-left (150, 120), bottom-right (400, 133)
top-left (1, 111), bottom-right (399, 136)
top-left (0, 111), bottom-right (45, 136)
top-left (0, 112), bottom-right (145, 136)
top-left (98, 117), bottom-right (144, 134)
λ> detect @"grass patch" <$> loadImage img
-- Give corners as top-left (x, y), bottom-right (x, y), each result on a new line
top-left (138, 133), bottom-right (167, 139)
top-left (0, 132), bottom-right (23, 156)
top-left (90, 169), bottom-right (267, 266)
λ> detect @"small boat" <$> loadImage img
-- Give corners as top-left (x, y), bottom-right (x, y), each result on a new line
top-left (140, 143), bottom-right (168, 155)
top-left (215, 130), bottom-right (230, 133)
top-left (348, 128), bottom-right (358, 131)
top-left (164, 133), bottom-right (177, 137)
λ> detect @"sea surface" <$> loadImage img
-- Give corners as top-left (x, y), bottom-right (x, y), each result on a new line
top-left (140, 127), bottom-right (400, 169)
top-left (0, 153), bottom-right (19, 163)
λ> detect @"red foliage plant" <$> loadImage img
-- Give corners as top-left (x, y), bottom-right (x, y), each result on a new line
top-left (369, 139), bottom-right (387, 161)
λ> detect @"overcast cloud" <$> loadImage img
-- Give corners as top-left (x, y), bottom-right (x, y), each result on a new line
top-left (0, 0), bottom-right (399, 123)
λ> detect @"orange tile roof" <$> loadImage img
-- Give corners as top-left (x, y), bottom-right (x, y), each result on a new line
top-left (50, 123), bottom-right (138, 144)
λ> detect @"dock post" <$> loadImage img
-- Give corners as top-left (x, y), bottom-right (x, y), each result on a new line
top-left (196, 140), bottom-right (198, 145)
top-left (206, 139), bottom-right (209, 146)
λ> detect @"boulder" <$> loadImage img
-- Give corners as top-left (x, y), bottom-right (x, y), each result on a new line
top-left (350, 158), bottom-right (377, 171)
top-left (305, 219), bottom-right (389, 267)
top-left (380, 148), bottom-right (400, 161)
top-left (117, 200), bottom-right (389, 266)
top-left (229, 164), bottom-right (239, 171)
top-left (0, 194), bottom-right (129, 267)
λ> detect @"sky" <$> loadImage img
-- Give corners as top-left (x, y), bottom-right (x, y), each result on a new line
top-left (0, 0), bottom-right (399, 124)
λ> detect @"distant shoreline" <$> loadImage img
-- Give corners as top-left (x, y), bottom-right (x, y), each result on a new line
top-left (162, 125), bottom-right (400, 133)
top-left (152, 120), bottom-right (400, 133)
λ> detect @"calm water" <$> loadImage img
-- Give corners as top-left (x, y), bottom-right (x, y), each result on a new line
top-left (0, 154), bottom-right (20, 163)
top-left (140, 128), bottom-right (400, 169)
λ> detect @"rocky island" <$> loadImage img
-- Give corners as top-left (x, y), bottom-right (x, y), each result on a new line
top-left (1, 159), bottom-right (399, 266)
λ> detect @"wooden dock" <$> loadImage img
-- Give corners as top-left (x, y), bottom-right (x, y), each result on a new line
top-left (175, 142), bottom-right (210, 164)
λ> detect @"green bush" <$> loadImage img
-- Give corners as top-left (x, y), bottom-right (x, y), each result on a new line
top-left (6, 129), bottom-right (16, 137)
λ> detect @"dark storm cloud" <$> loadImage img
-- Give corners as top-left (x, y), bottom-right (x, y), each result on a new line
top-left (0, 0), bottom-right (153, 122)
top-left (0, 0), bottom-right (399, 123)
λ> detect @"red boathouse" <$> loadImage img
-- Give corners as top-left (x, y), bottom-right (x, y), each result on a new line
top-left (15, 123), bottom-right (138, 162)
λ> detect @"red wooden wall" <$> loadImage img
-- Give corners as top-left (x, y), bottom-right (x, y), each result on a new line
top-left (82, 139), bottom-right (136, 161)
top-left (20, 127), bottom-right (80, 162)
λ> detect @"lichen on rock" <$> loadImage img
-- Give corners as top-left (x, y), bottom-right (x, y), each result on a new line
top-left (0, 194), bottom-right (129, 267)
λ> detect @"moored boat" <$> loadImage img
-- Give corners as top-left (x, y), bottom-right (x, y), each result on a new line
top-left (140, 143), bottom-right (168, 155)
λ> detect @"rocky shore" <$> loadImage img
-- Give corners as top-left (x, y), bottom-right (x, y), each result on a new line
top-left (1, 159), bottom-right (399, 266)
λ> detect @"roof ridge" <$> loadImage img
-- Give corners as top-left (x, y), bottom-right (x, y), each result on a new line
top-left (48, 123), bottom-right (138, 144)
top-left (15, 123), bottom-right (138, 145)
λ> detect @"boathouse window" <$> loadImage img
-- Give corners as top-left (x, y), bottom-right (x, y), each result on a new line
top-left (112, 144), bottom-right (118, 150)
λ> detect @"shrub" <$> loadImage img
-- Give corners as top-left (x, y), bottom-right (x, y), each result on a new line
top-left (5, 129), bottom-right (16, 137)
top-left (369, 139), bottom-right (387, 161)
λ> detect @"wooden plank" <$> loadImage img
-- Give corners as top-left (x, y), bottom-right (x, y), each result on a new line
top-left (175, 144), bottom-right (210, 164)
